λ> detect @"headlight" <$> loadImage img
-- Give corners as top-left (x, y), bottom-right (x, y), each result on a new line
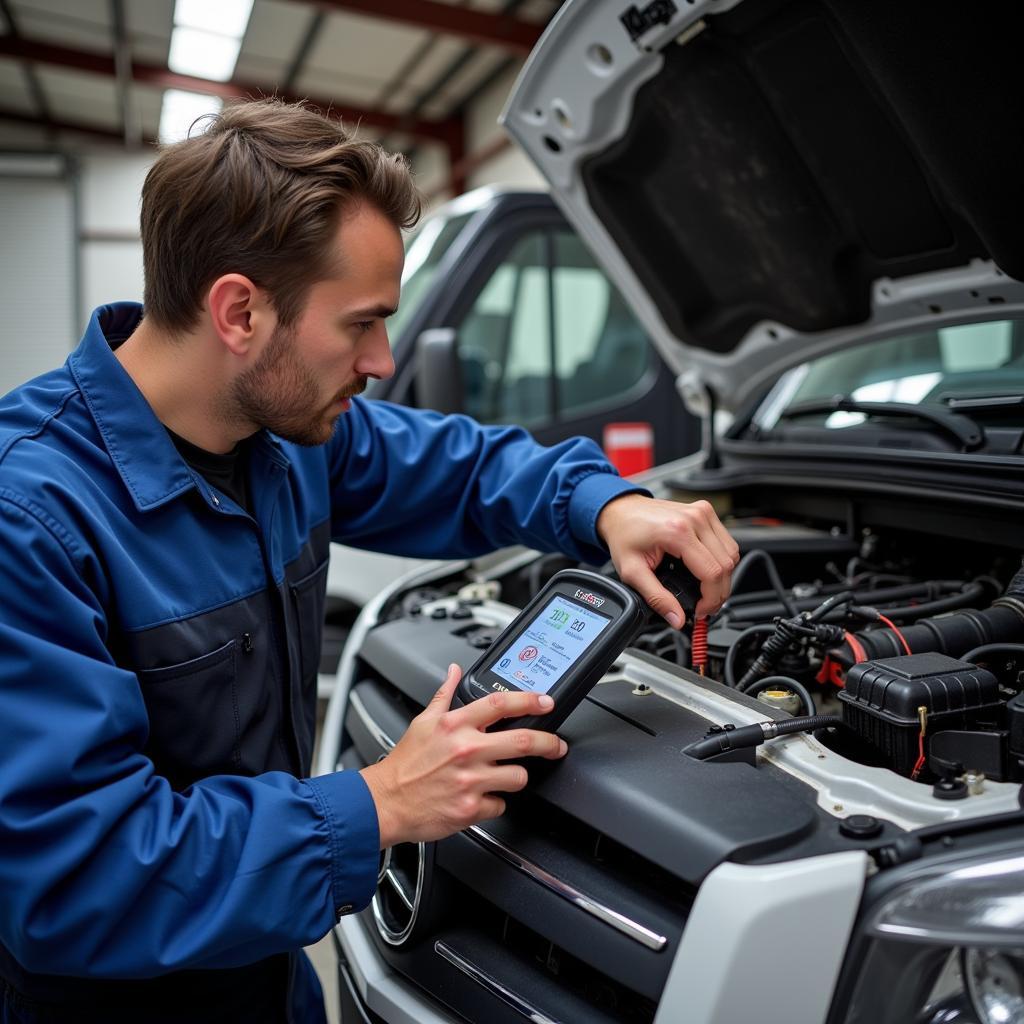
top-left (869, 853), bottom-right (1024, 947)
top-left (834, 848), bottom-right (1024, 1024)
top-left (964, 948), bottom-right (1024, 1024)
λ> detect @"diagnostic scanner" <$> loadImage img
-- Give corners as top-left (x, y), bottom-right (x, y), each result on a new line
top-left (455, 559), bottom-right (702, 733)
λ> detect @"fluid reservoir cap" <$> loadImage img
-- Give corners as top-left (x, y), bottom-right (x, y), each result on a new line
top-left (756, 687), bottom-right (802, 716)
top-left (839, 814), bottom-right (883, 839)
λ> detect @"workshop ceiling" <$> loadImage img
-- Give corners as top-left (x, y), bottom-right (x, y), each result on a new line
top-left (0, 0), bottom-right (560, 187)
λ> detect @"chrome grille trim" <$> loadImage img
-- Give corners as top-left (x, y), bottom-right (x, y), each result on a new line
top-left (466, 826), bottom-right (668, 951)
top-left (348, 688), bottom-right (397, 752)
top-left (434, 941), bottom-right (562, 1024)
top-left (348, 685), bottom-right (669, 953)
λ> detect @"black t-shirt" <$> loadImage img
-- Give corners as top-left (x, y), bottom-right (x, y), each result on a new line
top-left (168, 429), bottom-right (252, 514)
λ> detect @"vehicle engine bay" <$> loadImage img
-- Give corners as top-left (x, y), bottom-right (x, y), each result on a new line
top-left (334, 479), bottom-right (1024, 1024)
top-left (357, 480), bottom-right (1024, 829)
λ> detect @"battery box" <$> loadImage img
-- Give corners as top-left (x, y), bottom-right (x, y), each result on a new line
top-left (838, 652), bottom-right (1002, 776)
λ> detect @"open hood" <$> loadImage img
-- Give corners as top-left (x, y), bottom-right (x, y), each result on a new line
top-left (501, 0), bottom-right (1024, 412)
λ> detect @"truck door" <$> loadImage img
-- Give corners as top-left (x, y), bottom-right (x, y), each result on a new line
top-left (446, 222), bottom-right (697, 467)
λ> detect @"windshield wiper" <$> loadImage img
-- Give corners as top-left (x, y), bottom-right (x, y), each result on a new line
top-left (778, 398), bottom-right (984, 450)
top-left (944, 393), bottom-right (1024, 415)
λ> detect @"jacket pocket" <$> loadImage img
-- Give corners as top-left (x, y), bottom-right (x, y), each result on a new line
top-left (136, 638), bottom-right (241, 790)
top-left (288, 560), bottom-right (329, 688)
top-left (288, 560), bottom-right (329, 769)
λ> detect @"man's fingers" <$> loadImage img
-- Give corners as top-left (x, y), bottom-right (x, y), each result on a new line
top-left (708, 509), bottom-right (741, 567)
top-left (456, 688), bottom-right (555, 730)
top-left (621, 557), bottom-right (687, 629)
top-left (485, 763), bottom-right (532, 794)
top-left (426, 663), bottom-right (462, 714)
top-left (476, 795), bottom-right (506, 822)
top-left (625, 546), bottom-right (731, 627)
top-left (673, 539), bottom-right (732, 617)
top-left (487, 729), bottom-right (568, 762)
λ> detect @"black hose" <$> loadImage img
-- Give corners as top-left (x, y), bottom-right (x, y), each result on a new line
top-left (723, 578), bottom-right (954, 610)
top-left (872, 581), bottom-right (989, 623)
top-left (834, 604), bottom-right (1024, 666)
top-left (724, 623), bottom-right (777, 688)
top-left (726, 579), bottom-right (989, 625)
top-left (741, 675), bottom-right (817, 716)
top-left (684, 714), bottom-right (842, 760)
top-left (807, 590), bottom-right (855, 623)
top-left (722, 549), bottom-right (799, 618)
top-left (773, 713), bottom-right (840, 736)
top-left (962, 642), bottom-right (1024, 665)
top-left (1006, 560), bottom-right (1024, 599)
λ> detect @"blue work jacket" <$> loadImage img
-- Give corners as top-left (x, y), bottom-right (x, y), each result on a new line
top-left (0, 303), bottom-right (640, 1022)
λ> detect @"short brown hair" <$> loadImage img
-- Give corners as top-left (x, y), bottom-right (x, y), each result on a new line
top-left (140, 99), bottom-right (421, 333)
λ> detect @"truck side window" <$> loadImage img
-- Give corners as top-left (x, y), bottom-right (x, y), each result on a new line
top-left (460, 233), bottom-right (552, 427)
top-left (553, 232), bottom-right (649, 418)
top-left (457, 229), bottom-right (650, 428)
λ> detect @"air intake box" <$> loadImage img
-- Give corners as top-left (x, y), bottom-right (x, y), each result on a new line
top-left (839, 652), bottom-right (1002, 776)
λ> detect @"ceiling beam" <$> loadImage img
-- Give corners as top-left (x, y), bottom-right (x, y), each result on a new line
top-left (0, 35), bottom-right (456, 144)
top-left (0, 105), bottom-right (155, 146)
top-left (281, 9), bottom-right (326, 93)
top-left (289, 0), bottom-right (542, 54)
top-left (110, 0), bottom-right (140, 146)
top-left (0, 0), bottom-right (54, 135)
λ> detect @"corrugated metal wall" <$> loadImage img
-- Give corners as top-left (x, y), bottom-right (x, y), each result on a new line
top-left (0, 167), bottom-right (75, 396)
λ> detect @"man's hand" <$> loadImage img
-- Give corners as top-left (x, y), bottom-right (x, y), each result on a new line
top-left (358, 664), bottom-right (567, 848)
top-left (597, 493), bottom-right (739, 625)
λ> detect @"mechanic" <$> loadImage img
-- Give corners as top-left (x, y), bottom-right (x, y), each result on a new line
top-left (0, 99), bottom-right (738, 1024)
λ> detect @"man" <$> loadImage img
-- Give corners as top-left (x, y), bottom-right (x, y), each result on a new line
top-left (0, 100), bottom-right (737, 1023)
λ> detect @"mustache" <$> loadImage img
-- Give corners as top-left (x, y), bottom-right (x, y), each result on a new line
top-left (338, 377), bottom-right (369, 401)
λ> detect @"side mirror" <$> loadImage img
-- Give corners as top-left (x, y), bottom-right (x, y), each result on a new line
top-left (416, 327), bottom-right (464, 415)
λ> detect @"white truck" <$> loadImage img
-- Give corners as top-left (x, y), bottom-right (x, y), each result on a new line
top-left (319, 1), bottom-right (1024, 1021)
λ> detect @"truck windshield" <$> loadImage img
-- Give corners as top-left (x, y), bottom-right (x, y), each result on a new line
top-left (384, 210), bottom-right (474, 346)
top-left (755, 317), bottom-right (1024, 430)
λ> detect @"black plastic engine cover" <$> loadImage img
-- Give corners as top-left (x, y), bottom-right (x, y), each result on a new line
top-left (359, 615), bottom-right (830, 885)
top-left (839, 652), bottom-right (1002, 775)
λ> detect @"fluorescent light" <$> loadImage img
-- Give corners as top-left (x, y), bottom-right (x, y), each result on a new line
top-left (158, 89), bottom-right (223, 144)
top-left (168, 26), bottom-right (243, 82)
top-left (174, 0), bottom-right (254, 38)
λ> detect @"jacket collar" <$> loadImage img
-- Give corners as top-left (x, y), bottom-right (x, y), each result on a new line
top-left (70, 303), bottom-right (202, 513)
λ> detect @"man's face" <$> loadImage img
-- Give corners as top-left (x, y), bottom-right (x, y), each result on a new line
top-left (228, 202), bottom-right (403, 446)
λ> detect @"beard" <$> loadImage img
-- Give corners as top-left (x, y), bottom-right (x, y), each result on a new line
top-left (224, 324), bottom-right (367, 447)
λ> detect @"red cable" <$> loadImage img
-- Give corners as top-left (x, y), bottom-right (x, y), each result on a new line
top-left (911, 730), bottom-right (927, 780)
top-left (844, 630), bottom-right (869, 665)
top-left (877, 614), bottom-right (912, 655)
top-left (815, 655), bottom-right (846, 688)
top-left (691, 618), bottom-right (708, 675)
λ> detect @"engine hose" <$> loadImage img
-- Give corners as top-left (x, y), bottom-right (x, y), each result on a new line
top-left (724, 623), bottom-right (777, 688)
top-left (830, 606), bottom-right (1024, 667)
top-left (727, 579), bottom-right (989, 625)
top-left (830, 562), bottom-right (1024, 668)
top-left (961, 642), bottom-right (1024, 665)
top-left (683, 714), bottom-right (841, 760)
top-left (865, 580), bottom-right (990, 623)
top-left (721, 549), bottom-right (799, 618)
